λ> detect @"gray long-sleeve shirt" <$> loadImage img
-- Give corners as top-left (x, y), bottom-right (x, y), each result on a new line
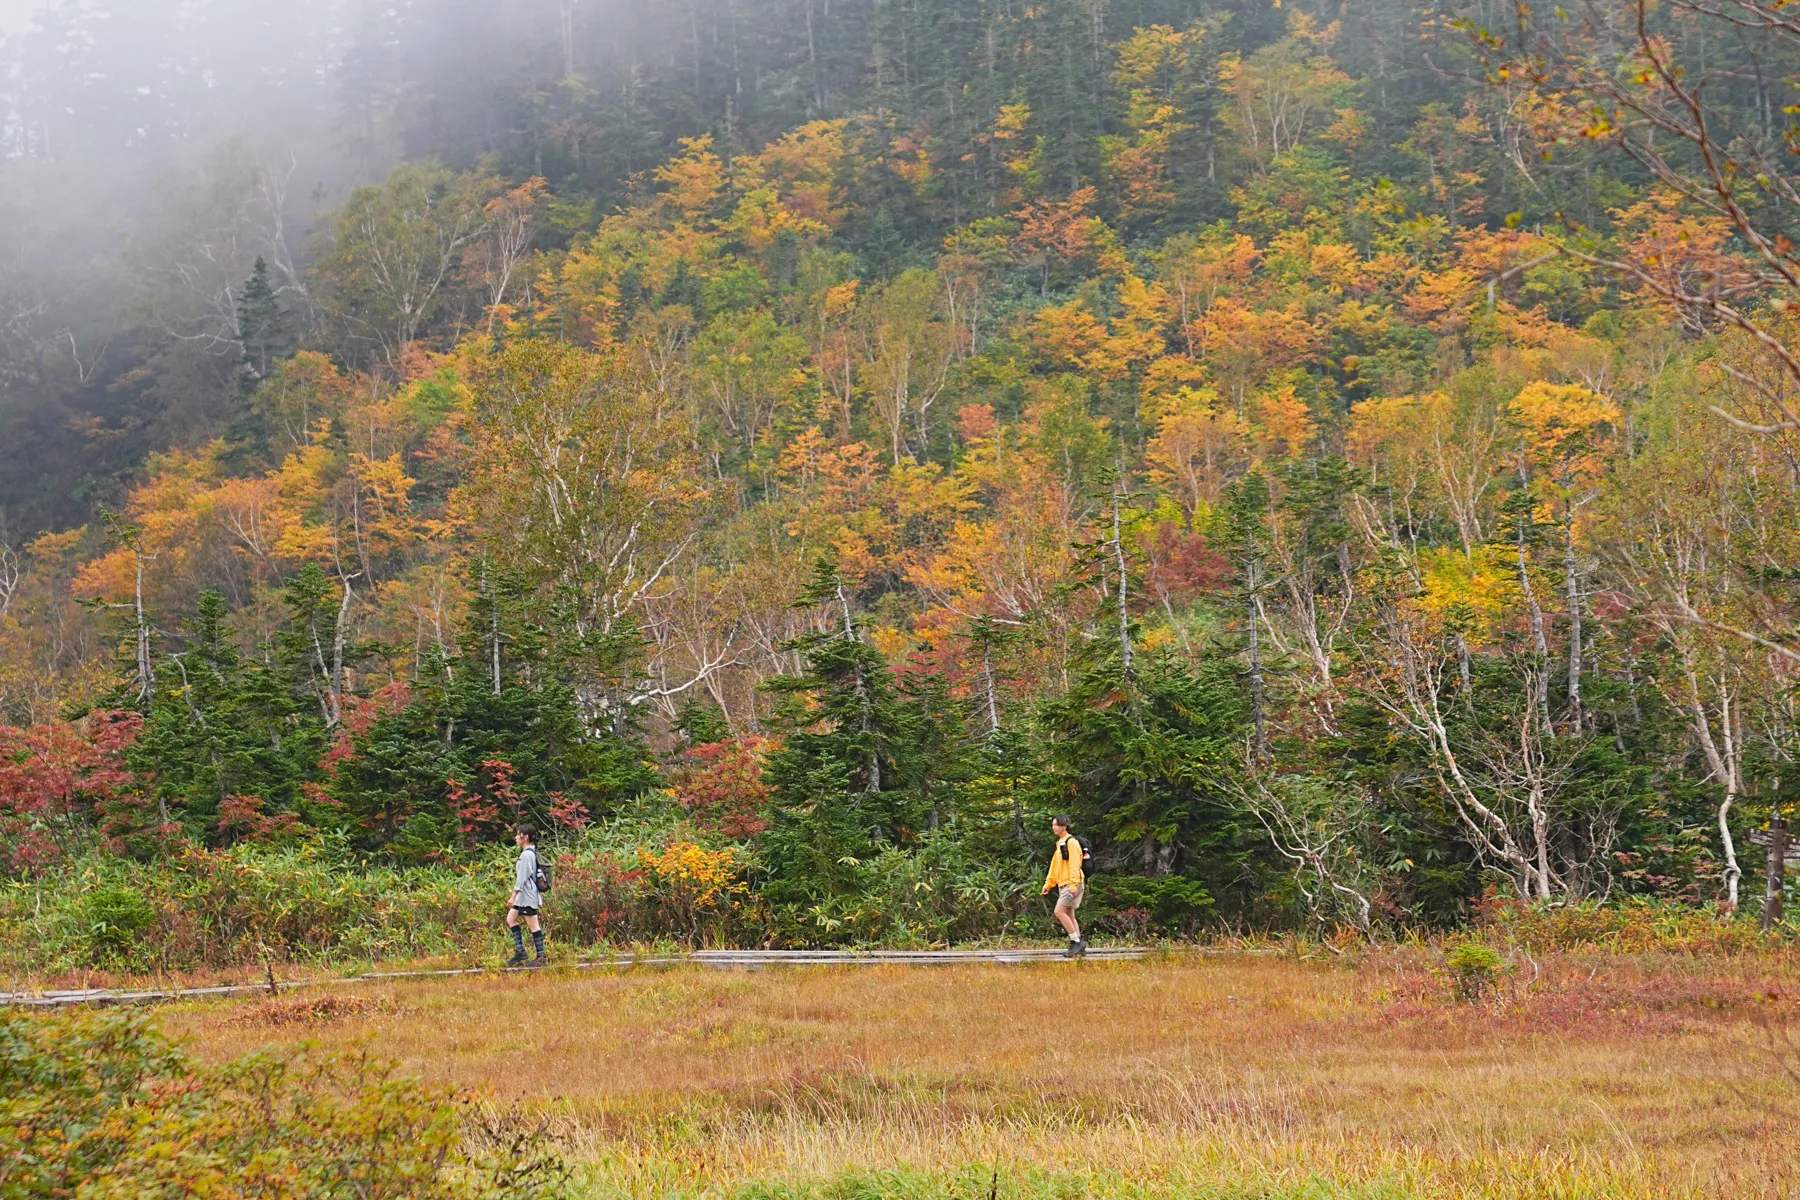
top-left (512, 845), bottom-right (541, 909)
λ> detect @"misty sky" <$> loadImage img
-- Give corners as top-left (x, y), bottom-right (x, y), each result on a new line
top-left (0, 1), bottom-right (43, 35)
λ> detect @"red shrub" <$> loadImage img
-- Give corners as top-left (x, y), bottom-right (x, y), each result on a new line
top-left (446, 758), bottom-right (525, 846)
top-left (547, 791), bottom-right (590, 833)
top-left (216, 794), bottom-right (304, 845)
top-left (549, 851), bottom-right (648, 944)
top-left (670, 737), bottom-right (773, 838)
top-left (320, 680), bottom-right (411, 771)
top-left (1145, 521), bottom-right (1230, 607)
top-left (0, 711), bottom-right (143, 871)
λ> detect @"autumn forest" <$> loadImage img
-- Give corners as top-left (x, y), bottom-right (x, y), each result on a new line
top-left (3, 0), bottom-right (1800, 963)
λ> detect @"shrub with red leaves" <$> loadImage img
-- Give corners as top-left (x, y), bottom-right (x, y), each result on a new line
top-left (216, 794), bottom-right (305, 846)
top-left (0, 711), bottom-right (147, 872)
top-left (670, 737), bottom-right (773, 838)
top-left (546, 791), bottom-right (590, 833)
top-left (446, 758), bottom-right (527, 847)
top-left (1145, 521), bottom-right (1230, 608)
top-left (319, 679), bottom-right (412, 772)
top-left (550, 850), bottom-right (648, 943)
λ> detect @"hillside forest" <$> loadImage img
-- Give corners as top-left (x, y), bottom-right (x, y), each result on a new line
top-left (5, 0), bottom-right (1800, 959)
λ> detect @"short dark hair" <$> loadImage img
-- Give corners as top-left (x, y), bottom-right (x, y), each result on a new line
top-left (1051, 815), bottom-right (1071, 829)
top-left (515, 823), bottom-right (536, 842)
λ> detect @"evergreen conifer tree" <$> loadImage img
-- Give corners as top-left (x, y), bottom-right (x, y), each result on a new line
top-left (129, 590), bottom-right (323, 839)
top-left (328, 569), bottom-right (653, 859)
top-left (1033, 494), bottom-right (1252, 933)
top-left (235, 256), bottom-right (291, 398)
top-left (1225, 469), bottom-right (1275, 758)
top-left (759, 559), bottom-right (923, 939)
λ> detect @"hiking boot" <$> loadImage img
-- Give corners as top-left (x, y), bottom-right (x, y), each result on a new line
top-left (1063, 940), bottom-right (1080, 958)
top-left (1073, 939), bottom-right (1088, 958)
top-left (528, 953), bottom-right (549, 969)
top-left (505, 950), bottom-right (528, 968)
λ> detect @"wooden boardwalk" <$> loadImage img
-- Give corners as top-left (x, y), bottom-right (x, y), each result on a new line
top-left (0, 946), bottom-right (1150, 1010)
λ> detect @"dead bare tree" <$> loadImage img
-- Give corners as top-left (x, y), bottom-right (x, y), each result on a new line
top-left (88, 513), bottom-right (157, 711)
top-left (0, 540), bottom-right (19, 620)
top-left (1235, 762), bottom-right (1376, 935)
top-left (1364, 581), bottom-right (1620, 901)
top-left (252, 154), bottom-right (317, 331)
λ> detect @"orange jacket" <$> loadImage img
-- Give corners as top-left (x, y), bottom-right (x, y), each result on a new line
top-left (1042, 833), bottom-right (1087, 891)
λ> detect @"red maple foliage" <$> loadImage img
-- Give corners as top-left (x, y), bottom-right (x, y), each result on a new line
top-left (319, 679), bottom-right (412, 772)
top-left (0, 711), bottom-right (144, 871)
top-left (671, 737), bottom-right (774, 838)
top-left (547, 791), bottom-right (591, 833)
top-left (216, 793), bottom-right (305, 845)
top-left (446, 758), bottom-right (526, 846)
top-left (1145, 522), bottom-right (1230, 608)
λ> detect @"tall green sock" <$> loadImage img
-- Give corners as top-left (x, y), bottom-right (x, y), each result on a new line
top-left (531, 929), bottom-right (545, 958)
top-left (510, 926), bottom-right (525, 954)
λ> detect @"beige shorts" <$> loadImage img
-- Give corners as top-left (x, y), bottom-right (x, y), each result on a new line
top-left (1056, 884), bottom-right (1084, 911)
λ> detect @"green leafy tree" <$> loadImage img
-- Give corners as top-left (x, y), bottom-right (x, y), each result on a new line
top-left (313, 161), bottom-right (493, 367)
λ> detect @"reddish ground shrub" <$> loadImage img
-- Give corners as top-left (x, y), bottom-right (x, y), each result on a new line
top-left (670, 737), bottom-right (773, 837)
top-left (1480, 896), bottom-right (1778, 956)
top-left (0, 710), bottom-right (144, 871)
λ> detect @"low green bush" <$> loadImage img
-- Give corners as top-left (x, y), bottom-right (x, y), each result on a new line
top-left (82, 885), bottom-right (155, 954)
top-left (0, 839), bottom-right (500, 974)
top-left (0, 1007), bottom-right (570, 1199)
top-left (1442, 940), bottom-right (1506, 1002)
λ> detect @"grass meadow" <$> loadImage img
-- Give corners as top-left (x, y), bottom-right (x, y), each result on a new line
top-left (156, 948), bottom-right (1796, 1199)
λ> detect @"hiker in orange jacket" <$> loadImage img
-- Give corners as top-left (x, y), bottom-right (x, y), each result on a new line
top-left (1042, 815), bottom-right (1088, 958)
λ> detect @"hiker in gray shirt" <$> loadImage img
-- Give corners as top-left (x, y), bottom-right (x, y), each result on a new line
top-left (505, 823), bottom-right (546, 967)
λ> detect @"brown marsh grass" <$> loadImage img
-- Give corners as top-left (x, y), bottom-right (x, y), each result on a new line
top-left (162, 949), bottom-right (1797, 1198)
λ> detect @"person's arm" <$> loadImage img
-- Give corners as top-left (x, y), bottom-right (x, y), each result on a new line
top-left (512, 851), bottom-right (531, 906)
top-left (1068, 838), bottom-right (1085, 889)
top-left (1042, 844), bottom-right (1058, 893)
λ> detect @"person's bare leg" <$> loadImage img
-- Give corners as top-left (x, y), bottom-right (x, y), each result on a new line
top-left (1055, 898), bottom-right (1080, 941)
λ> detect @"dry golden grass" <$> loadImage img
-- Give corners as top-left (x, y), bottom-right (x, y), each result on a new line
top-left (161, 950), bottom-right (1797, 1198)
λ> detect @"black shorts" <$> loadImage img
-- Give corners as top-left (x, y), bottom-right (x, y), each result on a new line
top-left (510, 905), bottom-right (539, 917)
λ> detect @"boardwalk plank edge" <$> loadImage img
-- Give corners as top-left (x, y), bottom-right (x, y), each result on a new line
top-left (0, 947), bottom-right (1151, 1009)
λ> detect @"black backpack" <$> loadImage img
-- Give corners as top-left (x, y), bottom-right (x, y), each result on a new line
top-left (1061, 836), bottom-right (1092, 876)
top-left (530, 847), bottom-right (552, 894)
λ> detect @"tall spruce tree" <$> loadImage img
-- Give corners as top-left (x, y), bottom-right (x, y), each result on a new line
top-left (1033, 498), bottom-right (1253, 933)
top-left (759, 559), bottom-right (924, 940)
top-left (235, 256), bottom-right (291, 397)
top-left (222, 257), bottom-right (294, 470)
top-left (129, 590), bottom-right (324, 839)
